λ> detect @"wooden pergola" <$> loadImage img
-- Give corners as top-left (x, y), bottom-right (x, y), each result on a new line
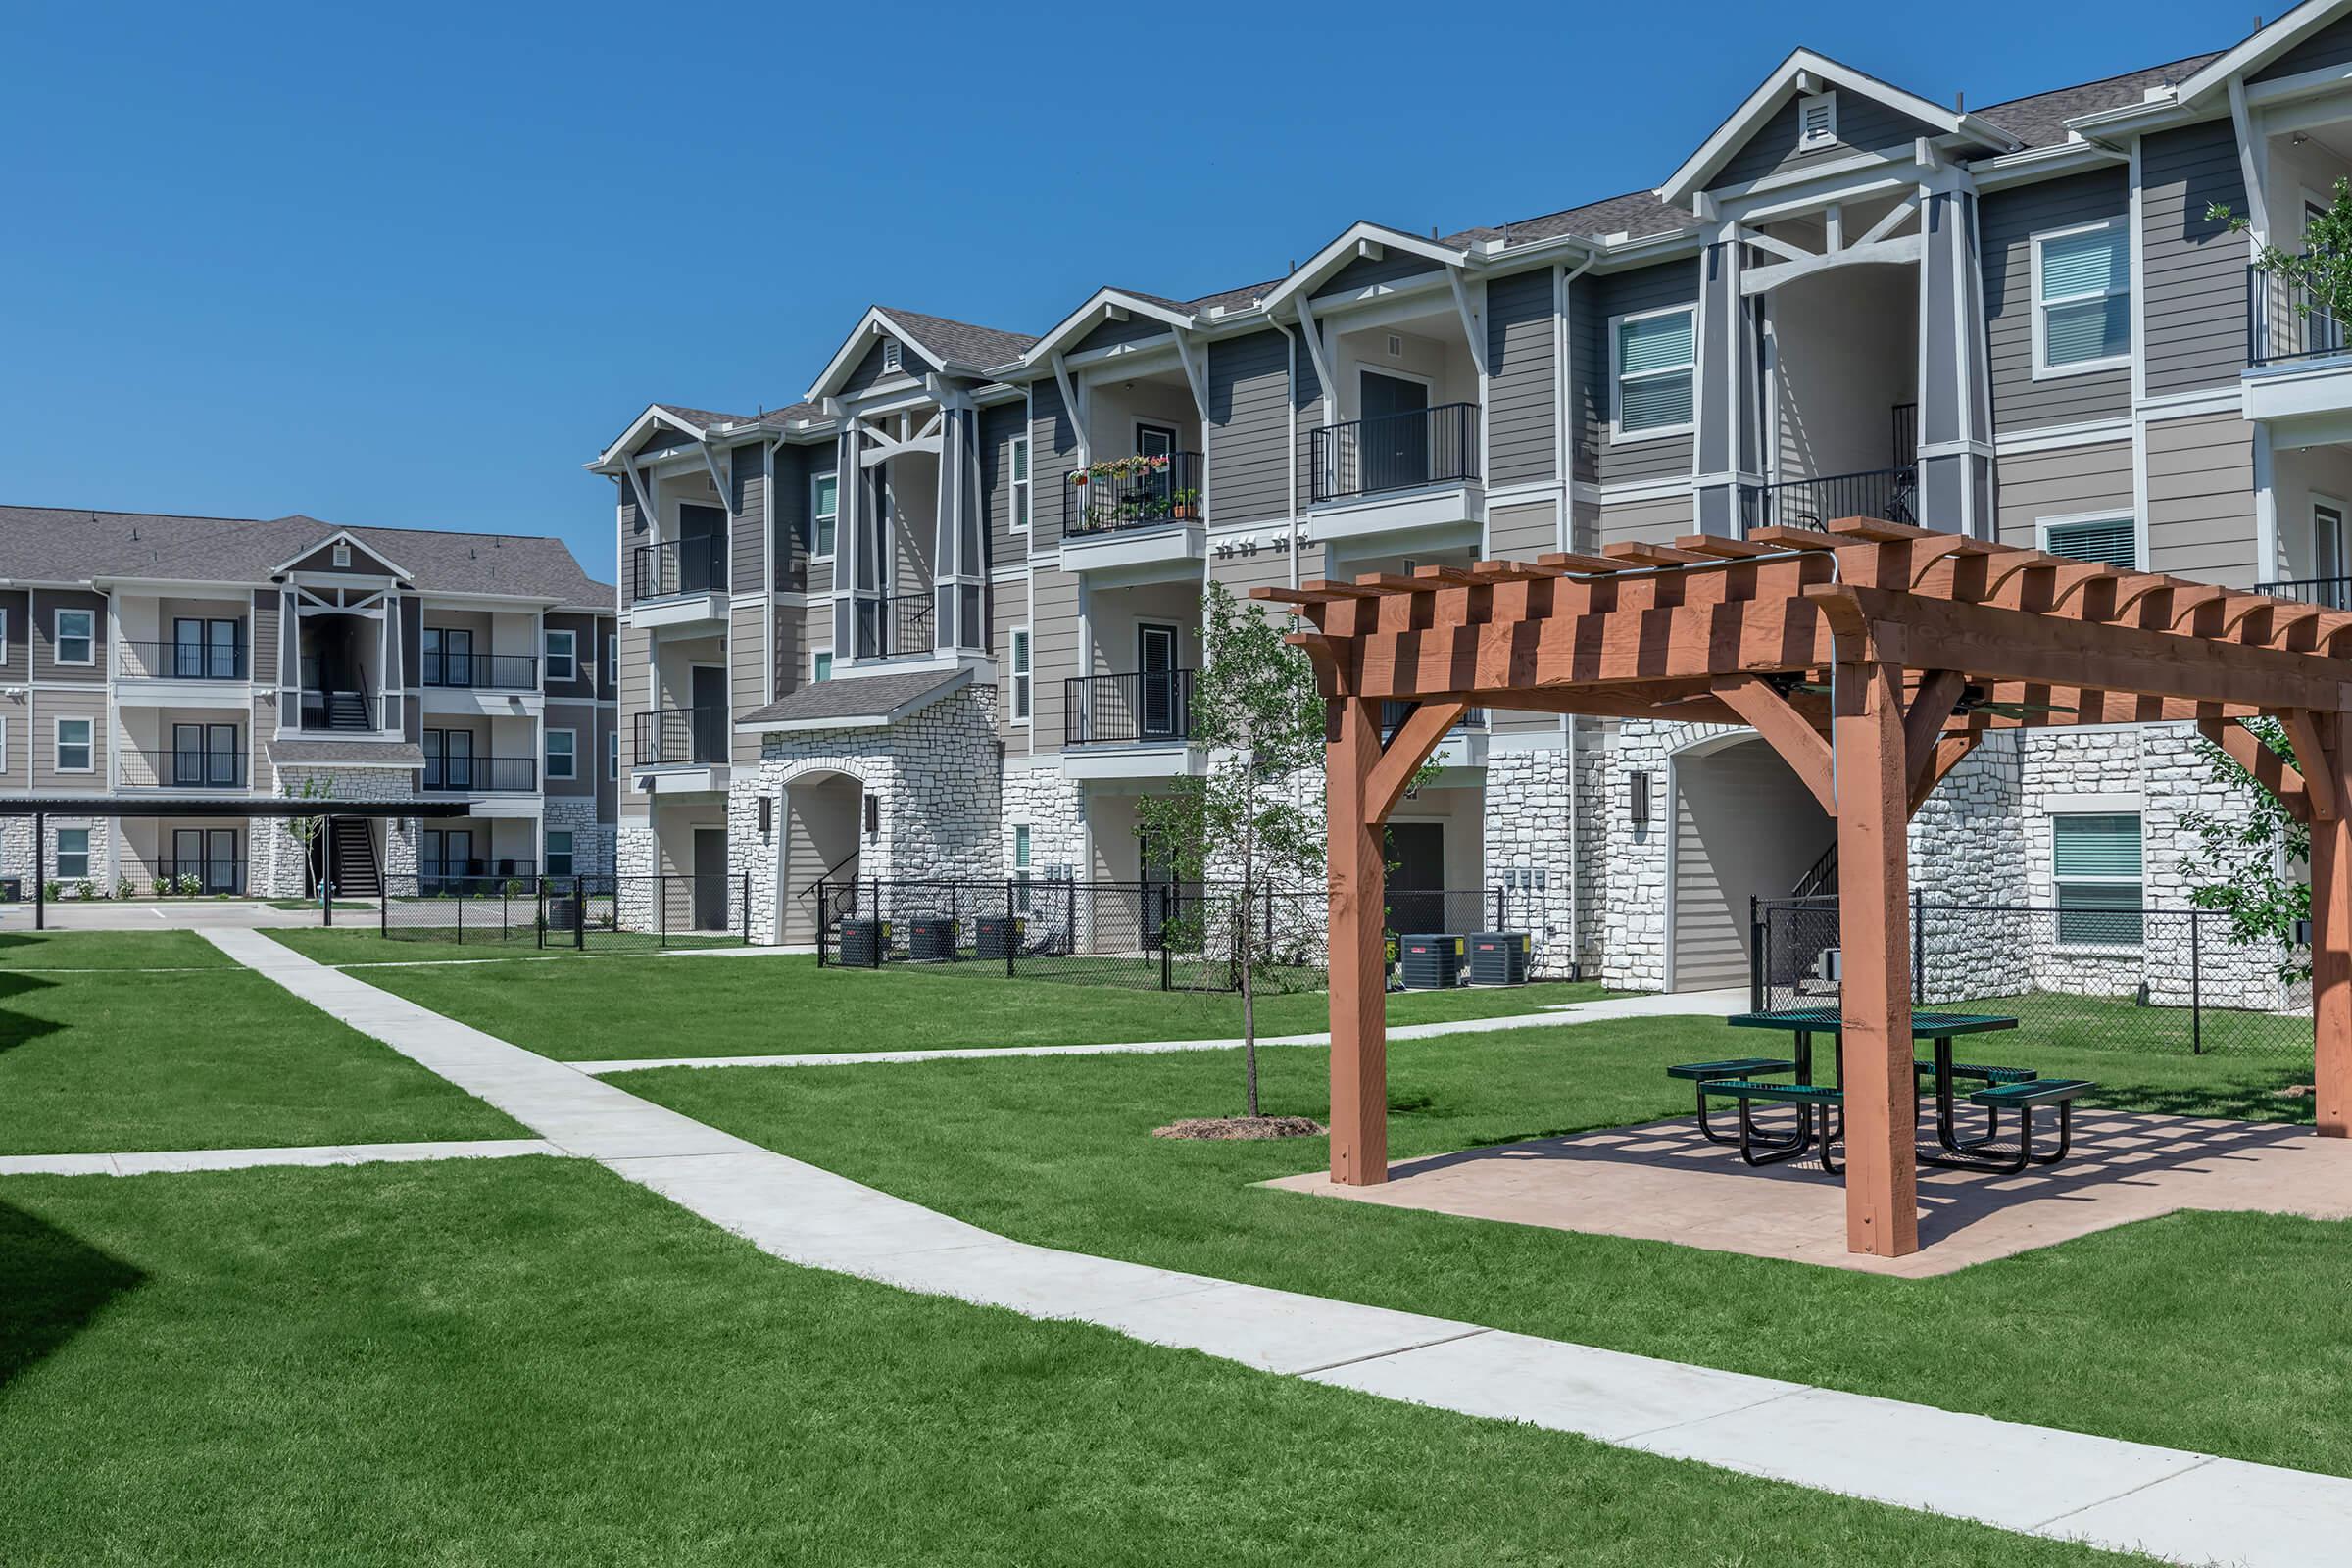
top-left (1258, 516), bottom-right (2352, 1258)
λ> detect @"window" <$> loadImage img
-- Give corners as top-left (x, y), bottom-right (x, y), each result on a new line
top-left (1009, 435), bottom-right (1030, 531)
top-left (331, 541), bottom-right (352, 567)
top-left (608, 731), bottom-right (619, 781)
top-left (2053, 812), bottom-right (2143, 945)
top-left (0, 607), bottom-right (9, 664)
top-left (812, 650), bottom-right (833, 683)
top-left (54, 716), bottom-right (92, 773)
top-left (56, 828), bottom-right (89, 880)
top-left (1796, 91), bottom-right (1838, 150)
top-left (546, 728), bottom-right (576, 781)
top-left (2034, 219), bottom-right (2131, 374)
top-left (608, 634), bottom-right (618, 688)
top-left (172, 723), bottom-right (239, 787)
top-left (2040, 516), bottom-right (2138, 570)
top-left (0, 716), bottom-right (8, 771)
top-left (545, 628), bottom-right (577, 682)
top-left (881, 337), bottom-right (902, 373)
top-left (1014, 823), bottom-right (1031, 912)
top-left (809, 473), bottom-right (839, 560)
top-left (546, 829), bottom-right (574, 878)
top-left (1610, 306), bottom-right (1695, 439)
top-left (1009, 628), bottom-right (1031, 722)
top-left (53, 608), bottom-right (94, 665)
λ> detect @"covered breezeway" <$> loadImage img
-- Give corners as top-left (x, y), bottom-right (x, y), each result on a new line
top-left (1668, 733), bottom-right (1836, 992)
top-left (1265, 514), bottom-right (2352, 1260)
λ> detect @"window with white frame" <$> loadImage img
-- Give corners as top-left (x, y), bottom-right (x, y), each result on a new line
top-left (608, 633), bottom-right (618, 688)
top-left (546, 829), bottom-right (574, 877)
top-left (0, 607), bottom-right (10, 664)
top-left (1014, 822), bottom-right (1032, 911)
top-left (1009, 435), bottom-right (1030, 531)
top-left (1009, 628), bottom-right (1031, 722)
top-left (812, 649), bottom-right (833, 683)
top-left (2034, 219), bottom-right (2131, 374)
top-left (810, 472), bottom-right (839, 560)
top-left (608, 730), bottom-right (619, 781)
top-left (0, 716), bottom-right (9, 771)
top-left (1610, 306), bottom-right (1696, 439)
top-left (545, 628), bottom-right (577, 682)
top-left (881, 337), bottom-right (902, 374)
top-left (53, 608), bottom-right (94, 665)
top-left (2053, 812), bottom-right (2143, 946)
top-left (56, 827), bottom-right (89, 880)
top-left (1796, 91), bottom-right (1838, 150)
top-left (545, 728), bottom-right (576, 780)
top-left (54, 716), bottom-right (92, 773)
top-left (2040, 515), bottom-right (2138, 570)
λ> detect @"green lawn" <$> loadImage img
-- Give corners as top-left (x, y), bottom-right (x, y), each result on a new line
top-left (0, 1156), bottom-right (2144, 1566)
top-left (0, 931), bottom-right (237, 970)
top-left (262, 938), bottom-right (1614, 1059)
top-left (623, 1016), bottom-right (2352, 1479)
top-left (0, 950), bottom-right (524, 1155)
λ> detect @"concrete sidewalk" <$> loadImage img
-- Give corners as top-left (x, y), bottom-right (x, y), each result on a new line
top-left (199, 927), bottom-right (2344, 1566)
top-left (572, 986), bottom-right (1753, 1074)
top-left (0, 1138), bottom-right (565, 1178)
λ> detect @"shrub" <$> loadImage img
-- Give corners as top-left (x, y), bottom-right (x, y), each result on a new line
top-left (175, 873), bottom-right (201, 897)
top-left (73, 879), bottom-right (95, 901)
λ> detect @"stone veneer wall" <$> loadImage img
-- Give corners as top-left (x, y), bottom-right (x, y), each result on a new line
top-left (1001, 760), bottom-right (1085, 882)
top-left (260, 766), bottom-right (420, 897)
top-left (725, 683), bottom-right (1004, 944)
top-left (1482, 740), bottom-right (1584, 979)
top-left (545, 799), bottom-right (614, 879)
top-left (0, 816), bottom-right (122, 895)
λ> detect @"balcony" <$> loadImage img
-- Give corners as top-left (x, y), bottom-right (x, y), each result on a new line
top-left (417, 858), bottom-right (538, 895)
top-left (1059, 452), bottom-right (1207, 576)
top-left (118, 637), bottom-right (248, 681)
top-left (2244, 266), bottom-right (2352, 429)
top-left (1740, 466), bottom-right (1918, 537)
top-left (628, 536), bottom-right (727, 630)
top-left (423, 651), bottom-right (539, 690)
top-left (1065, 670), bottom-right (1196, 746)
top-left (131, 747), bottom-right (246, 791)
top-left (1306, 403), bottom-right (1482, 542)
top-left (421, 755), bottom-right (539, 794)
top-left (634, 705), bottom-right (728, 768)
top-left (2258, 576), bottom-right (2352, 609)
top-left (853, 591), bottom-right (935, 661)
top-left (155, 858), bottom-right (248, 896)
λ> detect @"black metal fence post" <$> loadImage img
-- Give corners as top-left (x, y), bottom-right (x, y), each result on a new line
top-left (1005, 878), bottom-right (1016, 979)
top-left (2190, 910), bottom-right (2204, 1055)
top-left (817, 881), bottom-right (831, 966)
top-left (379, 875), bottom-right (388, 938)
top-left (1912, 888), bottom-right (1925, 1005)
top-left (741, 873), bottom-right (751, 945)
top-left (660, 875), bottom-right (668, 949)
top-left (1749, 894), bottom-right (1765, 1013)
top-left (1159, 886), bottom-right (1172, 992)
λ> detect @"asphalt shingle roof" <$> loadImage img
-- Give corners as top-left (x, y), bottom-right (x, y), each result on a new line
top-left (1971, 52), bottom-right (2224, 149)
top-left (0, 505), bottom-right (613, 610)
top-left (879, 308), bottom-right (1040, 370)
top-left (265, 738), bottom-right (428, 767)
top-left (737, 667), bottom-right (968, 730)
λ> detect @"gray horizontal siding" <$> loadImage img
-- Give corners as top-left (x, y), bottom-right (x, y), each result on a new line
top-left (2145, 411), bottom-right (2257, 585)
top-left (1992, 440), bottom-right (2134, 552)
top-left (1072, 314), bottom-right (1169, 354)
top-left (1596, 491), bottom-right (1694, 550)
top-left (1715, 92), bottom-right (1941, 188)
top-left (1980, 169), bottom-right (2131, 432)
top-left (1486, 269), bottom-right (1557, 486)
top-left (1030, 567), bottom-right (1079, 753)
top-left (1206, 329), bottom-right (1292, 526)
top-left (979, 400), bottom-right (1029, 569)
top-left (841, 335), bottom-right (930, 397)
top-left (2141, 120), bottom-right (2248, 398)
top-left (771, 442), bottom-right (814, 592)
top-left (729, 441), bottom-right (764, 597)
top-left (1578, 260), bottom-right (1699, 484)
top-left (1487, 500), bottom-right (1557, 559)
top-left (2253, 15), bottom-right (2352, 80)
top-left (1030, 380), bottom-right (1079, 547)
top-left (1312, 252), bottom-right (1442, 298)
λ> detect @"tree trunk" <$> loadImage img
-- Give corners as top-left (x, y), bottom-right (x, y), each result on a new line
top-left (1240, 887), bottom-right (1259, 1116)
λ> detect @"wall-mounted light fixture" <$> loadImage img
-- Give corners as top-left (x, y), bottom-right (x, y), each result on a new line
top-left (1628, 770), bottom-right (1652, 828)
top-left (759, 797), bottom-right (772, 839)
top-left (864, 793), bottom-right (880, 840)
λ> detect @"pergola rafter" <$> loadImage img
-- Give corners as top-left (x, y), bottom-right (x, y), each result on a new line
top-left (1263, 515), bottom-right (2352, 1259)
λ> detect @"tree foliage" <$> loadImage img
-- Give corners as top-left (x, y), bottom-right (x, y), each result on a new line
top-left (2212, 176), bottom-right (2352, 321)
top-left (2181, 718), bottom-right (2310, 983)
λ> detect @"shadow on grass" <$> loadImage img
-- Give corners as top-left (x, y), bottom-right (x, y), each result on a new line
top-left (0, 971), bottom-right (61, 1055)
top-left (0, 1199), bottom-right (145, 1391)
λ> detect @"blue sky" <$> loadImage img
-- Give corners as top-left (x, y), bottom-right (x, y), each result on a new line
top-left (1, 0), bottom-right (2241, 584)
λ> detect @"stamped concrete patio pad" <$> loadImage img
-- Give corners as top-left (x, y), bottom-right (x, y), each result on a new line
top-left (1263, 1108), bottom-right (2352, 1277)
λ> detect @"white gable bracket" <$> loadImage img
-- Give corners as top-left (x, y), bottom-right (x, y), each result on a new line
top-left (1050, 353), bottom-right (1089, 467)
top-left (1172, 329), bottom-right (1209, 420)
top-left (1295, 297), bottom-right (1339, 422)
top-left (2230, 76), bottom-right (2273, 242)
top-left (1447, 270), bottom-right (1489, 378)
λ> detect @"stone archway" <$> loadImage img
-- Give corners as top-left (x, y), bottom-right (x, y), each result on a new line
top-left (1665, 732), bottom-right (1836, 992)
top-left (779, 767), bottom-right (865, 945)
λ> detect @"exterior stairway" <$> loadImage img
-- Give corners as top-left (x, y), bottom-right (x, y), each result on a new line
top-left (327, 818), bottom-right (381, 897)
top-left (322, 690), bottom-right (371, 731)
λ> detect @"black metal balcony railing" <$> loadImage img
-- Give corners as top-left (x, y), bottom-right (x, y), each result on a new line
top-left (632, 535), bottom-right (725, 602)
top-left (854, 591), bottom-right (934, 660)
top-left (155, 858), bottom-right (247, 895)
top-left (634, 706), bottom-right (728, 767)
top-left (1064, 451), bottom-right (1204, 536)
top-left (418, 859), bottom-right (538, 894)
top-left (422, 651), bottom-right (539, 689)
top-left (1739, 466), bottom-right (1918, 536)
top-left (141, 750), bottom-right (245, 790)
top-left (1380, 699), bottom-right (1489, 736)
top-left (1064, 670), bottom-right (1197, 747)
top-left (2257, 577), bottom-right (2352, 609)
top-left (1310, 403), bottom-right (1480, 504)
top-left (118, 638), bottom-right (247, 680)
top-left (2248, 264), bottom-right (2350, 368)
top-left (422, 756), bottom-right (539, 793)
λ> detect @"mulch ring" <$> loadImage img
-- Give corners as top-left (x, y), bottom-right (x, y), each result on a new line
top-left (1152, 1116), bottom-right (1327, 1141)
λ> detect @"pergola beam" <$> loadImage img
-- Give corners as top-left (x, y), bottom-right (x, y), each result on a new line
top-left (2195, 715), bottom-right (2312, 825)
top-left (1712, 677), bottom-right (1836, 814)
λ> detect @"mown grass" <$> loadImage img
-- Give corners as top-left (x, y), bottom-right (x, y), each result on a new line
top-left (624, 1016), bottom-right (2352, 1478)
top-left (0, 1156), bottom-right (2148, 1566)
top-left (0, 931), bottom-right (236, 970)
top-left (262, 938), bottom-right (1614, 1059)
top-left (0, 953), bottom-right (523, 1155)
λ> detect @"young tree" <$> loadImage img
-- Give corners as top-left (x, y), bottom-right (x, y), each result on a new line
top-left (2181, 718), bottom-right (2311, 984)
top-left (1135, 582), bottom-right (1327, 1119)
top-left (2212, 177), bottom-right (2352, 333)
top-left (280, 775), bottom-right (337, 894)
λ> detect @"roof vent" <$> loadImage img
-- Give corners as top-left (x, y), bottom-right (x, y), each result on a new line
top-left (1797, 91), bottom-right (1837, 151)
top-left (1387, 333), bottom-right (1404, 358)
top-left (881, 338), bottom-right (902, 373)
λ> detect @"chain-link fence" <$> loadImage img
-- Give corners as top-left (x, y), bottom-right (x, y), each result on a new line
top-left (1754, 896), bottom-right (2312, 1056)
top-left (379, 873), bottom-right (751, 952)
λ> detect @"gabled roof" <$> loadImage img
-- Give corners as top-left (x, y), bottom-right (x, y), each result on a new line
top-left (805, 306), bottom-right (1040, 402)
top-left (1255, 222), bottom-right (1469, 318)
top-left (1021, 288), bottom-right (1199, 365)
top-left (1970, 53), bottom-right (2223, 147)
top-left (2178, 0), bottom-right (2349, 103)
top-left (1657, 48), bottom-right (2022, 204)
top-left (734, 666), bottom-right (970, 732)
top-left (271, 525), bottom-right (412, 581)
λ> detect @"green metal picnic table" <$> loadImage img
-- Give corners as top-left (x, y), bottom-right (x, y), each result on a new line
top-left (1726, 1008), bottom-right (2024, 1163)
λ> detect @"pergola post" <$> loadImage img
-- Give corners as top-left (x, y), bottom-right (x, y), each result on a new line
top-left (1834, 661), bottom-right (1919, 1256)
top-left (1326, 693), bottom-right (1389, 1185)
top-left (2307, 712), bottom-right (2352, 1138)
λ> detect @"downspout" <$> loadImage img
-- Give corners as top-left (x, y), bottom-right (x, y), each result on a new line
top-left (1555, 248), bottom-right (1595, 974)
top-left (1273, 320), bottom-right (1301, 587)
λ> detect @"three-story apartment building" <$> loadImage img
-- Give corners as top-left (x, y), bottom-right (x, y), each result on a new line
top-left (0, 507), bottom-right (617, 898)
top-left (598, 1), bottom-right (2352, 986)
